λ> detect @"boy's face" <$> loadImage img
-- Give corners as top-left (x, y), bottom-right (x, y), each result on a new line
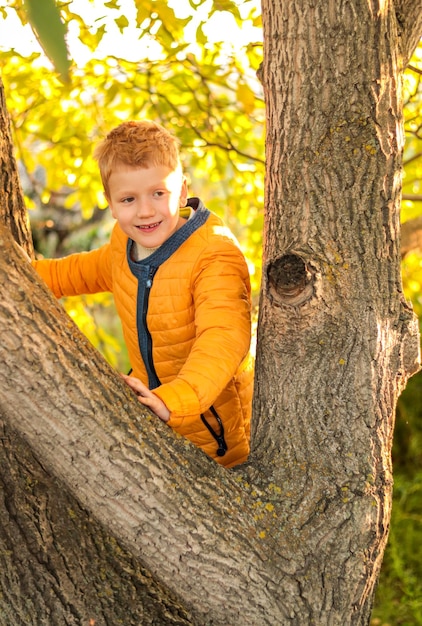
top-left (106, 164), bottom-right (188, 249)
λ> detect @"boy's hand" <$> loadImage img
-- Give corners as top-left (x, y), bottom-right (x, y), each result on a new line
top-left (121, 374), bottom-right (170, 423)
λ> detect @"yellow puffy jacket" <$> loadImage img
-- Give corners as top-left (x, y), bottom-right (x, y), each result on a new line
top-left (33, 199), bottom-right (254, 467)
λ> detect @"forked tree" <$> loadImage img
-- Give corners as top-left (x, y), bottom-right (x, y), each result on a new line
top-left (0, 0), bottom-right (421, 624)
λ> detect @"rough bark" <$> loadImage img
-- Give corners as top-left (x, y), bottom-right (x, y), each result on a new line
top-left (251, 0), bottom-right (421, 623)
top-left (0, 78), bottom-right (32, 256)
top-left (0, 420), bottom-right (194, 626)
top-left (396, 0), bottom-right (422, 66)
top-left (0, 2), bottom-right (421, 626)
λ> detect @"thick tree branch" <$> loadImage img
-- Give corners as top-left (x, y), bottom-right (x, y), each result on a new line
top-left (395, 0), bottom-right (422, 66)
top-left (0, 77), bottom-right (33, 255)
top-left (0, 417), bottom-right (198, 624)
top-left (401, 215), bottom-right (422, 257)
top-left (0, 223), bottom-right (287, 626)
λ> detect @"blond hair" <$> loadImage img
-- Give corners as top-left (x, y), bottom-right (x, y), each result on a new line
top-left (93, 120), bottom-right (182, 195)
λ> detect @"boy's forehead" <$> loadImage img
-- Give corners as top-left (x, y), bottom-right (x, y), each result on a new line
top-left (112, 161), bottom-right (182, 175)
top-left (108, 163), bottom-right (184, 188)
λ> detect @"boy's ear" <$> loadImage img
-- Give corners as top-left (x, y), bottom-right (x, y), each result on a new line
top-left (105, 194), bottom-right (117, 219)
top-left (180, 176), bottom-right (188, 207)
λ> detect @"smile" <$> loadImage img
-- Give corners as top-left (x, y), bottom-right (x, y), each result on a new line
top-left (137, 222), bottom-right (161, 230)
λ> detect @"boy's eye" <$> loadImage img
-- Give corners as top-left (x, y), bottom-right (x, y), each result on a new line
top-left (153, 190), bottom-right (165, 198)
top-left (122, 196), bottom-right (134, 203)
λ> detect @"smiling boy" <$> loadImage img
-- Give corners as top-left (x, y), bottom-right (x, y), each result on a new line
top-left (32, 120), bottom-right (254, 467)
top-left (109, 164), bottom-right (187, 249)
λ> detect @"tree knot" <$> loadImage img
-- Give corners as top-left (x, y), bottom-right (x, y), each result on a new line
top-left (267, 254), bottom-right (314, 306)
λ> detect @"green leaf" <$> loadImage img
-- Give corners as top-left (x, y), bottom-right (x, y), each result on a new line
top-left (188, 0), bottom-right (208, 9)
top-left (211, 0), bottom-right (241, 21)
top-left (23, 0), bottom-right (71, 81)
top-left (196, 23), bottom-right (207, 46)
top-left (115, 15), bottom-right (129, 33)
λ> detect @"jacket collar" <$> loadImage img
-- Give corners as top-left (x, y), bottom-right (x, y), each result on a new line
top-left (127, 197), bottom-right (210, 272)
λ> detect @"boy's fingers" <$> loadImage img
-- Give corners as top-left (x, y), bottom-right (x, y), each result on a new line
top-left (123, 376), bottom-right (149, 396)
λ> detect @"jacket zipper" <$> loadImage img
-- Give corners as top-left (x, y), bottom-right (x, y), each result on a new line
top-left (141, 263), bottom-right (228, 458)
top-left (143, 266), bottom-right (160, 389)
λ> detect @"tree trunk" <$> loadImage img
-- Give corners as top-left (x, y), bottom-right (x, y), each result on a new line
top-left (251, 0), bottom-right (421, 622)
top-left (0, 420), bottom-right (194, 626)
top-left (0, 78), bottom-right (32, 256)
top-left (0, 2), bottom-right (422, 625)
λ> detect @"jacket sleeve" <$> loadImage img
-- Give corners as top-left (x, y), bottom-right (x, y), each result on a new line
top-left (153, 237), bottom-right (252, 423)
top-left (32, 244), bottom-right (113, 298)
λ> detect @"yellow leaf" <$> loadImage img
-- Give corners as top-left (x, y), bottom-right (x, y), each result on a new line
top-left (237, 83), bottom-right (256, 115)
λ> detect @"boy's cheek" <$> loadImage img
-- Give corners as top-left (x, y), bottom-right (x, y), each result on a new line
top-left (109, 203), bottom-right (118, 220)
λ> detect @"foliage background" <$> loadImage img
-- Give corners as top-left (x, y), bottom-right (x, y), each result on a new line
top-left (0, 1), bottom-right (421, 622)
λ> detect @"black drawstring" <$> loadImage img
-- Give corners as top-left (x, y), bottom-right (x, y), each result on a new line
top-left (201, 406), bottom-right (227, 457)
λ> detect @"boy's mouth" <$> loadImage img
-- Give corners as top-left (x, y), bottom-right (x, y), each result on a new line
top-left (136, 222), bottom-right (161, 231)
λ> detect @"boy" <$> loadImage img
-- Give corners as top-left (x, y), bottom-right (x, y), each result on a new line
top-left (32, 120), bottom-right (253, 468)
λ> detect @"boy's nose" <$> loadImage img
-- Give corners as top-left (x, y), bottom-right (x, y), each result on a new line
top-left (136, 199), bottom-right (154, 217)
